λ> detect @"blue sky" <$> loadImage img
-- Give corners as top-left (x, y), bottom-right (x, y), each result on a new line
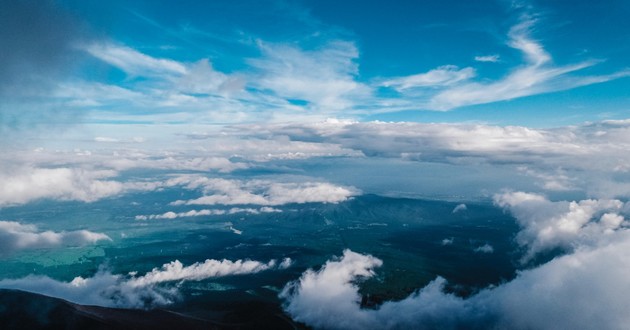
top-left (3, 0), bottom-right (627, 133)
top-left (5, 3), bottom-right (630, 328)
top-left (1, 0), bottom-right (629, 200)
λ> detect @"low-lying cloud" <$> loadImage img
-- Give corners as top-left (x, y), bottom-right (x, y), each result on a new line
top-left (0, 256), bottom-right (292, 308)
top-left (0, 167), bottom-right (124, 206)
top-left (167, 176), bottom-right (359, 206)
top-left (281, 238), bottom-right (630, 330)
top-left (135, 207), bottom-right (281, 220)
top-left (0, 221), bottom-right (110, 256)
top-left (495, 191), bottom-right (628, 261)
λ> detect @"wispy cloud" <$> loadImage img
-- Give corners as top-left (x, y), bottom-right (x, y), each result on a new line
top-left (426, 17), bottom-right (630, 110)
top-left (249, 40), bottom-right (370, 112)
top-left (84, 43), bottom-right (187, 76)
top-left (381, 65), bottom-right (475, 90)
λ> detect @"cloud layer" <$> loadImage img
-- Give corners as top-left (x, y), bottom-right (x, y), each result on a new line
top-left (232, 118), bottom-right (630, 198)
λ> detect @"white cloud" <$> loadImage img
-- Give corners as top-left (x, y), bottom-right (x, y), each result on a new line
top-left (517, 166), bottom-right (576, 191)
top-left (452, 203), bottom-right (467, 213)
top-left (249, 40), bottom-right (370, 111)
top-left (0, 167), bottom-right (124, 206)
top-left (426, 17), bottom-right (629, 110)
top-left (474, 55), bottom-right (500, 63)
top-left (441, 237), bottom-right (454, 245)
top-left (233, 119), bottom-right (630, 198)
top-left (494, 192), bottom-right (627, 261)
top-left (84, 43), bottom-right (187, 76)
top-left (0, 221), bottom-right (110, 256)
top-left (280, 250), bottom-right (383, 330)
top-left (281, 241), bottom-right (630, 329)
top-left (0, 256), bottom-right (291, 308)
top-left (474, 244), bottom-right (494, 253)
top-left (382, 65), bottom-right (475, 90)
top-left (129, 258), bottom-right (289, 287)
top-left (167, 176), bottom-right (359, 206)
top-left (135, 207), bottom-right (281, 220)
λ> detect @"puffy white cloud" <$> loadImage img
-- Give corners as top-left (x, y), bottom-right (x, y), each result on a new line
top-left (167, 176), bottom-right (359, 206)
top-left (0, 221), bottom-right (110, 256)
top-left (281, 250), bottom-right (383, 329)
top-left (0, 167), bottom-right (124, 206)
top-left (0, 256), bottom-right (291, 308)
top-left (494, 192), bottom-right (627, 261)
top-left (282, 241), bottom-right (630, 330)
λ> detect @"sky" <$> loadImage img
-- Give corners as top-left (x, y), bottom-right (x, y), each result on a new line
top-left (2, 0), bottom-right (629, 136)
top-left (0, 0), bottom-right (629, 203)
top-left (2, 1), bottom-right (630, 328)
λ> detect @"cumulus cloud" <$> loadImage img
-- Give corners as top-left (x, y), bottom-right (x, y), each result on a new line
top-left (0, 256), bottom-right (292, 308)
top-left (167, 176), bottom-right (359, 206)
top-left (0, 221), bottom-right (110, 256)
top-left (135, 207), bottom-right (281, 220)
top-left (0, 166), bottom-right (177, 206)
top-left (281, 242), bottom-right (630, 330)
top-left (494, 191), bottom-right (627, 261)
top-left (0, 167), bottom-right (124, 206)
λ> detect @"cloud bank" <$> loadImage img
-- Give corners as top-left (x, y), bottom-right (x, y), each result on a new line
top-left (0, 221), bottom-right (110, 256)
top-left (0, 256), bottom-right (292, 308)
top-left (234, 118), bottom-right (630, 198)
top-left (282, 235), bottom-right (630, 330)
